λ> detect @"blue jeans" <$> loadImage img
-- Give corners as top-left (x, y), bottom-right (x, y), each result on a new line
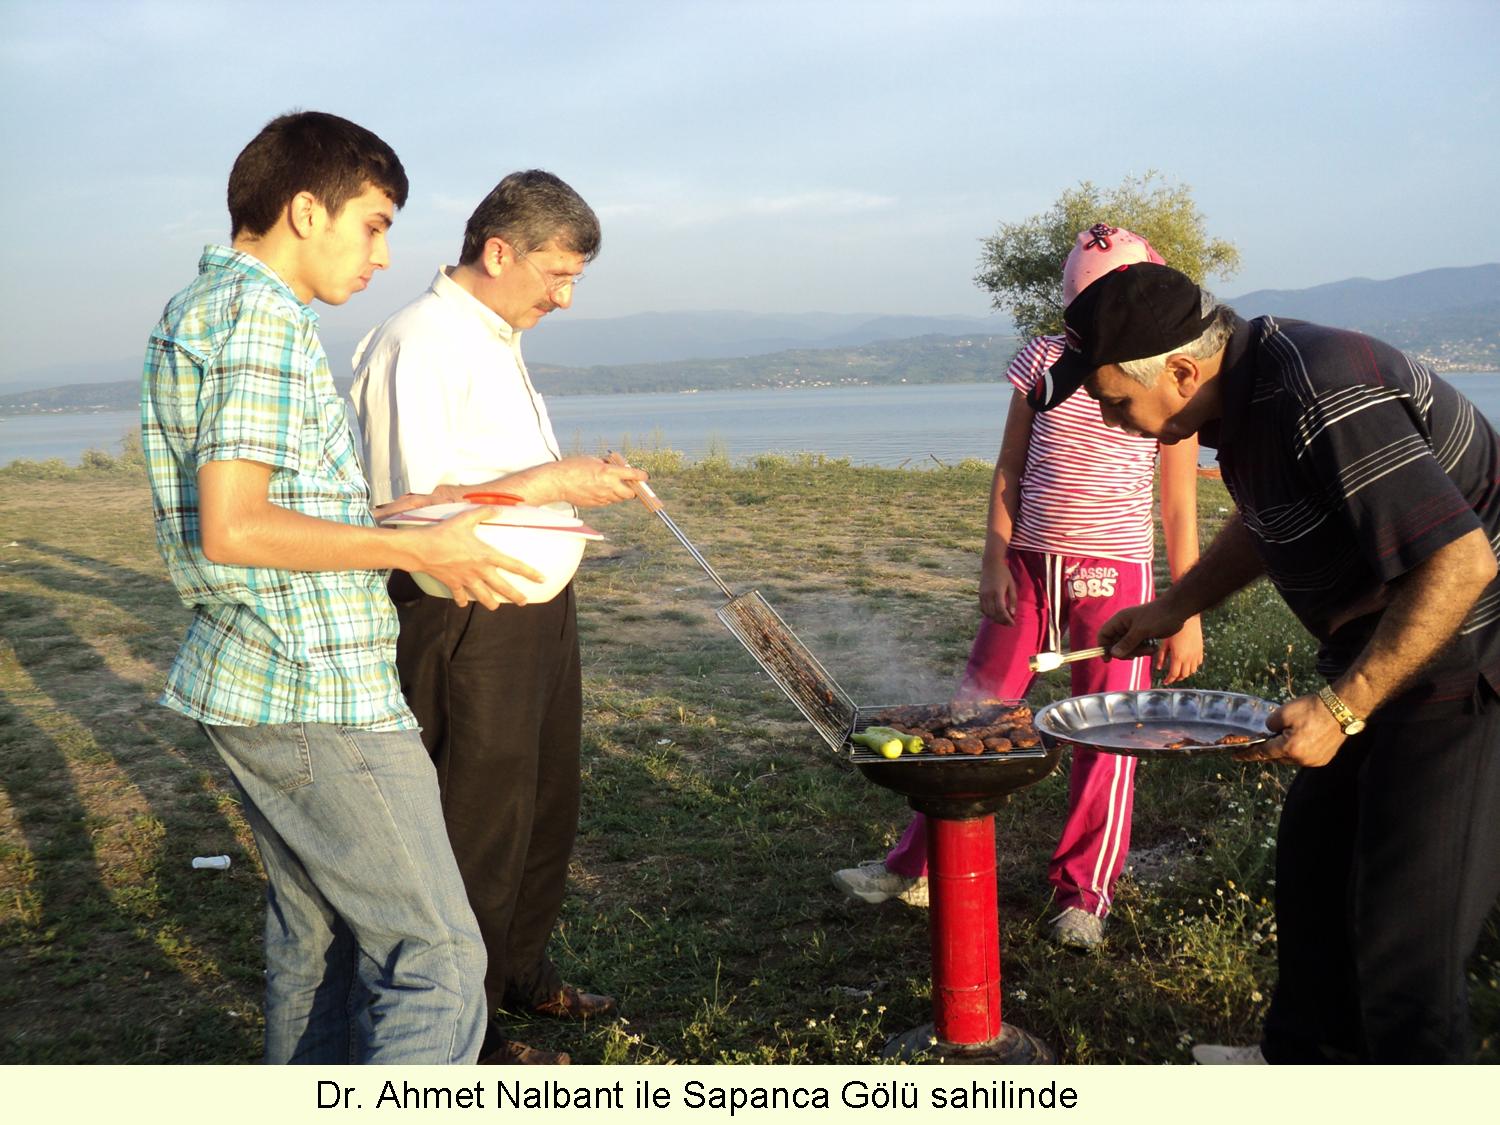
top-left (204, 723), bottom-right (487, 1064)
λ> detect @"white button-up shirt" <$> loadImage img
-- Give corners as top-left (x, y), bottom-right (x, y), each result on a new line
top-left (350, 267), bottom-right (563, 506)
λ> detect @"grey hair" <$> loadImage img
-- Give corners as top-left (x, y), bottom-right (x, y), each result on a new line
top-left (1117, 298), bottom-right (1235, 386)
top-left (459, 170), bottom-right (601, 266)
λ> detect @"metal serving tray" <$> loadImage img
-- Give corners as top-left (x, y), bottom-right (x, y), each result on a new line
top-left (1033, 689), bottom-right (1278, 759)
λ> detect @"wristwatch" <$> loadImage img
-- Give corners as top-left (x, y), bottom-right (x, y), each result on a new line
top-left (1317, 683), bottom-right (1366, 736)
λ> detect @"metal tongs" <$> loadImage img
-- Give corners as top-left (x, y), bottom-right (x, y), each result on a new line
top-left (1028, 639), bottom-right (1158, 673)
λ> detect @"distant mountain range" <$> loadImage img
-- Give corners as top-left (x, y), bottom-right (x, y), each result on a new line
top-left (1227, 263), bottom-right (1500, 370)
top-left (1230, 264), bottom-right (1500, 323)
top-left (2, 264), bottom-right (1495, 413)
top-left (0, 311), bottom-right (1005, 403)
top-left (0, 333), bottom-right (1023, 412)
top-left (517, 311), bottom-right (1001, 368)
top-left (526, 332), bottom-right (1017, 396)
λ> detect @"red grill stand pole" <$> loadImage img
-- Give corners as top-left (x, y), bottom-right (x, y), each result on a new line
top-left (882, 808), bottom-right (1052, 1063)
top-left (856, 735), bottom-right (1060, 1064)
top-left (929, 813), bottom-right (1002, 1041)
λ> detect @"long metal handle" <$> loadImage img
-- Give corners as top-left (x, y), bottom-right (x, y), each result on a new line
top-left (1028, 639), bottom-right (1158, 673)
top-left (1056, 645), bottom-right (1108, 665)
top-left (607, 451), bottom-right (735, 598)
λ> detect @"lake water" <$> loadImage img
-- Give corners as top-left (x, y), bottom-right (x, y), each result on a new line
top-left (8, 374), bottom-right (1500, 469)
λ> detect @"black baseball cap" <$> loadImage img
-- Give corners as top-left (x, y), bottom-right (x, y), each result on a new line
top-left (1028, 262), bottom-right (1220, 411)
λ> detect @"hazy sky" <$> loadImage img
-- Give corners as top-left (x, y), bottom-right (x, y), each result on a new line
top-left (2, 0), bottom-right (1497, 385)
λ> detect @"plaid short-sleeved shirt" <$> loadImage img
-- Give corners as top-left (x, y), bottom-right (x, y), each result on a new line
top-left (141, 246), bottom-right (415, 729)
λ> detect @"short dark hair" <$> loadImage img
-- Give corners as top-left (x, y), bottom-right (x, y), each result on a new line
top-left (227, 111), bottom-right (409, 239)
top-left (458, 171), bottom-right (601, 266)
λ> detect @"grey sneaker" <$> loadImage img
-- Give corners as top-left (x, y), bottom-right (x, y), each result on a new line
top-left (1191, 1043), bottom-right (1266, 1065)
top-left (1048, 907), bottom-right (1104, 949)
top-left (831, 860), bottom-right (929, 907)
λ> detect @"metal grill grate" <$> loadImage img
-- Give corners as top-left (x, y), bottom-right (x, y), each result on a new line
top-left (847, 701), bottom-right (1047, 765)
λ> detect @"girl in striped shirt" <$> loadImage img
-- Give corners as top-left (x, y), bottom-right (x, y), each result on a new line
top-left (835, 226), bottom-right (1204, 948)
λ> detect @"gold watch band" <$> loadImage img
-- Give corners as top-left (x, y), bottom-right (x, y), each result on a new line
top-left (1317, 683), bottom-right (1365, 735)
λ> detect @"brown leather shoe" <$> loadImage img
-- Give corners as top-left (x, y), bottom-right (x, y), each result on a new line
top-left (529, 984), bottom-right (618, 1020)
top-left (478, 1038), bottom-right (571, 1065)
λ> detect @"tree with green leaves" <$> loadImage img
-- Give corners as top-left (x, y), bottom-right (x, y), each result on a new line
top-left (976, 171), bottom-right (1241, 338)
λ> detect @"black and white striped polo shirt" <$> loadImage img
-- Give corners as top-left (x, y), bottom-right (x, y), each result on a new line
top-left (1207, 315), bottom-right (1500, 711)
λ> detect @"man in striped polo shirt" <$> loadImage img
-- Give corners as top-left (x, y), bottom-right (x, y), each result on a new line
top-left (1036, 262), bottom-right (1500, 1063)
top-left (142, 112), bottom-right (541, 1063)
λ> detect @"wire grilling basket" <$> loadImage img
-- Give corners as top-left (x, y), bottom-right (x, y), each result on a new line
top-left (714, 591), bottom-right (857, 750)
top-left (608, 453), bottom-right (858, 748)
top-left (609, 455), bottom-right (1055, 762)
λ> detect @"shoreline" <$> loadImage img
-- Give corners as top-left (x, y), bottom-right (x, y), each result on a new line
top-left (8, 374), bottom-right (1500, 470)
top-left (5, 367), bottom-right (1500, 418)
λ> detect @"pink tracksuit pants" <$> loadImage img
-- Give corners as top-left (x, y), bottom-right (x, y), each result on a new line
top-left (885, 549), bottom-right (1153, 917)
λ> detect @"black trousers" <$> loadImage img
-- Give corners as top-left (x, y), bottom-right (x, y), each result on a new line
top-left (390, 572), bottom-right (582, 1016)
top-left (1263, 683), bottom-right (1500, 1062)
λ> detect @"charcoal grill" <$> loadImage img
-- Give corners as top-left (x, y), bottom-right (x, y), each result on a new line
top-left (851, 710), bottom-right (1060, 1063)
top-left (613, 461), bottom-right (1061, 1062)
top-left (755, 692), bottom-right (1059, 1061)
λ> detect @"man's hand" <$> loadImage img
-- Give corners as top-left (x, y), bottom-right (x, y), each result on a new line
top-left (978, 556), bottom-right (1018, 625)
top-left (197, 459), bottom-right (537, 611)
top-left (1155, 614), bottom-right (1204, 685)
top-left (553, 456), bottom-right (648, 507)
top-left (1235, 692), bottom-right (1345, 768)
top-left (408, 506), bottom-right (544, 610)
top-left (527, 456), bottom-right (647, 508)
top-left (1098, 596), bottom-right (1189, 661)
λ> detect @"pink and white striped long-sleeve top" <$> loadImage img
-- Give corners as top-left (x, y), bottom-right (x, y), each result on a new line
top-left (1006, 335), bottom-right (1160, 563)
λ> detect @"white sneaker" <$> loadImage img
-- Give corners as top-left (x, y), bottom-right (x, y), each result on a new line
top-left (831, 860), bottom-right (929, 907)
top-left (1048, 907), bottom-right (1105, 949)
top-left (1191, 1043), bottom-right (1266, 1065)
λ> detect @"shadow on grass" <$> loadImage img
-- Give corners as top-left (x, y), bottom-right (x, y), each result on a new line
top-left (0, 547), bottom-right (262, 1062)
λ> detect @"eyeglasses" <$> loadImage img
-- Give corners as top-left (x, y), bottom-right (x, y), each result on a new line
top-left (515, 249), bottom-right (584, 296)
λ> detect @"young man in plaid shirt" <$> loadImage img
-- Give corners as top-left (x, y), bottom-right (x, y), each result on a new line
top-left (141, 112), bottom-right (539, 1064)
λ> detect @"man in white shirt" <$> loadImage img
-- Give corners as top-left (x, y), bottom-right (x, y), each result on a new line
top-left (351, 171), bottom-right (646, 1065)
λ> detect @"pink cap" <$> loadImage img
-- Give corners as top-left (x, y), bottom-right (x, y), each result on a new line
top-left (1062, 224), bottom-right (1165, 307)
